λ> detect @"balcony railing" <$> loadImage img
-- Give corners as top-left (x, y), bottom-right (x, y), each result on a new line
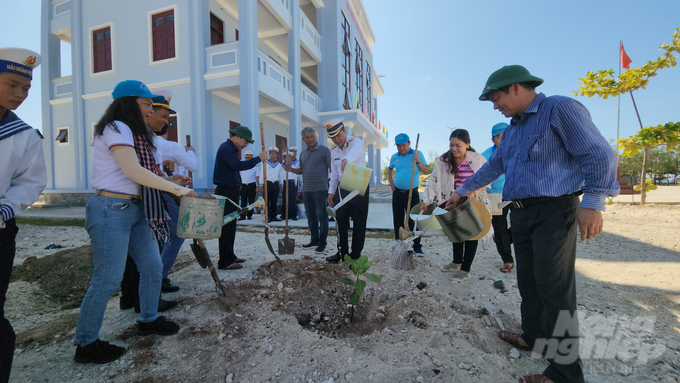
top-left (264, 0), bottom-right (292, 29)
top-left (205, 42), bottom-right (239, 77)
top-left (258, 51), bottom-right (292, 99)
top-left (53, 76), bottom-right (72, 99)
top-left (300, 10), bottom-right (321, 62)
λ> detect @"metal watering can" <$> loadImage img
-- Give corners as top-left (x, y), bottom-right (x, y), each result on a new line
top-left (177, 195), bottom-right (265, 240)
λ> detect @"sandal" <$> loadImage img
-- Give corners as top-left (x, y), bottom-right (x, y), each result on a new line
top-left (497, 331), bottom-right (531, 351)
top-left (440, 263), bottom-right (461, 272)
top-left (500, 263), bottom-right (514, 273)
top-left (451, 270), bottom-right (469, 280)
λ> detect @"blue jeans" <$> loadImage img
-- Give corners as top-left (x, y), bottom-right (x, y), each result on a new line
top-left (75, 195), bottom-right (162, 344)
top-left (160, 193), bottom-right (185, 279)
top-left (302, 190), bottom-right (328, 246)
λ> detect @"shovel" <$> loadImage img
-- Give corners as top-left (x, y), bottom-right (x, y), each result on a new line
top-left (278, 149), bottom-right (295, 255)
top-left (260, 123), bottom-right (283, 264)
top-left (189, 239), bottom-right (239, 306)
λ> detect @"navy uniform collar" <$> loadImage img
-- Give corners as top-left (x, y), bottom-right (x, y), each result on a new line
top-left (0, 110), bottom-right (32, 141)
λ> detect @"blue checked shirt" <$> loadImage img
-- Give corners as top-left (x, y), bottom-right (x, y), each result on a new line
top-left (456, 93), bottom-right (619, 211)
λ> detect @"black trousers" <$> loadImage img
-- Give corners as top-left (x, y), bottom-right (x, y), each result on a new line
top-left (281, 180), bottom-right (298, 219)
top-left (216, 185), bottom-right (240, 268)
top-left (511, 195), bottom-right (584, 383)
top-left (492, 204), bottom-right (514, 264)
top-left (391, 188), bottom-right (421, 249)
top-left (0, 219), bottom-right (17, 383)
top-left (452, 240), bottom-right (478, 272)
top-left (266, 181), bottom-right (280, 220)
top-left (240, 183), bottom-right (257, 219)
top-left (335, 186), bottom-right (369, 259)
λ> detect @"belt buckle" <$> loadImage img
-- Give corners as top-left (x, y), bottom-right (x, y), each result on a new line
top-left (512, 200), bottom-right (523, 209)
top-left (131, 196), bottom-right (142, 205)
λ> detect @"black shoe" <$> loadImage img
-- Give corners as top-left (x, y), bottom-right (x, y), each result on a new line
top-left (74, 339), bottom-right (126, 364)
top-left (271, 217), bottom-right (281, 222)
top-left (136, 315), bottom-right (180, 336)
top-left (119, 296), bottom-right (138, 311)
top-left (329, 217), bottom-right (335, 222)
top-left (134, 298), bottom-right (178, 314)
top-left (161, 278), bottom-right (180, 293)
top-left (302, 241), bottom-right (318, 248)
top-left (292, 217), bottom-right (298, 221)
top-left (326, 252), bottom-right (342, 262)
top-left (315, 245), bottom-right (326, 254)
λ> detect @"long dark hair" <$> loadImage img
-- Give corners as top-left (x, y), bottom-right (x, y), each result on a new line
top-left (440, 129), bottom-right (475, 175)
top-left (94, 96), bottom-right (155, 149)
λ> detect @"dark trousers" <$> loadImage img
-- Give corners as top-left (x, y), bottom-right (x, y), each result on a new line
top-left (335, 186), bottom-right (369, 259)
top-left (266, 181), bottom-right (280, 220)
top-left (492, 204), bottom-right (514, 264)
top-left (391, 188), bottom-right (422, 250)
top-left (282, 180), bottom-right (298, 219)
top-left (452, 240), bottom-right (478, 272)
top-left (0, 219), bottom-right (18, 383)
top-left (302, 190), bottom-right (328, 246)
top-left (511, 195), bottom-right (584, 383)
top-left (240, 183), bottom-right (257, 219)
top-left (216, 185), bottom-right (240, 268)
top-left (120, 255), bottom-right (141, 307)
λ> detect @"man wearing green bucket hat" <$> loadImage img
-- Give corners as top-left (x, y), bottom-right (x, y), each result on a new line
top-left (449, 65), bottom-right (619, 383)
top-left (214, 126), bottom-right (267, 270)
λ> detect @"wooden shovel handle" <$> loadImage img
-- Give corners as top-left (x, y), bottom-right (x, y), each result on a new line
top-left (260, 123), bottom-right (268, 223)
top-left (404, 134), bottom-right (420, 231)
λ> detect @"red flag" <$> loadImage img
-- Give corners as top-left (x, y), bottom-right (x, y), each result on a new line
top-left (620, 43), bottom-right (632, 69)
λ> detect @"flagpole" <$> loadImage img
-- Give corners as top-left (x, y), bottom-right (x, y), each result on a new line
top-left (616, 41), bottom-right (622, 177)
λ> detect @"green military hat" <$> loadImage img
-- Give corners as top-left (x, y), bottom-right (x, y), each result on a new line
top-left (229, 125), bottom-right (255, 143)
top-left (479, 65), bottom-right (544, 101)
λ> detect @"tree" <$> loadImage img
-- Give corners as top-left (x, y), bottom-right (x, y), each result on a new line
top-left (575, 28), bottom-right (680, 204)
top-left (618, 122), bottom-right (680, 203)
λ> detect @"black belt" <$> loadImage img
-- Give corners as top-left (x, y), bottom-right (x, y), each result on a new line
top-left (511, 191), bottom-right (582, 209)
top-left (395, 187), bottom-right (418, 194)
top-left (243, 182), bottom-right (255, 186)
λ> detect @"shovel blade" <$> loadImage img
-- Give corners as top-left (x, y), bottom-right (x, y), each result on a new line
top-left (278, 237), bottom-right (295, 255)
top-left (190, 240), bottom-right (210, 269)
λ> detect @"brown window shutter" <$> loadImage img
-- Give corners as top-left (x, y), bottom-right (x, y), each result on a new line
top-left (93, 27), bottom-right (111, 73)
top-left (152, 10), bottom-right (175, 61)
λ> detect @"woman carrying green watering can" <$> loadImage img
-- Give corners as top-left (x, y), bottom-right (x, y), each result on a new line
top-left (421, 129), bottom-right (492, 279)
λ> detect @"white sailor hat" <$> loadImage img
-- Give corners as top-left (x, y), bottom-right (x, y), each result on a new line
top-left (0, 48), bottom-right (42, 80)
top-left (244, 151), bottom-right (253, 157)
top-left (323, 118), bottom-right (345, 138)
top-left (268, 146), bottom-right (279, 153)
top-left (289, 147), bottom-right (297, 152)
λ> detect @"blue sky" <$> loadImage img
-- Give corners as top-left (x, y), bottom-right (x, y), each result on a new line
top-left (2, 0), bottom-right (679, 165)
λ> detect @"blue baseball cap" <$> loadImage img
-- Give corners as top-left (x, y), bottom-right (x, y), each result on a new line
top-left (112, 80), bottom-right (161, 100)
top-left (394, 133), bottom-right (410, 145)
top-left (492, 122), bottom-right (508, 137)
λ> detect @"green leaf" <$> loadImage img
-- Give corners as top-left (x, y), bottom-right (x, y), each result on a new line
top-left (365, 273), bottom-right (380, 283)
top-left (349, 291), bottom-right (360, 306)
top-left (354, 279), bottom-right (366, 297)
top-left (343, 254), bottom-right (353, 264)
top-left (341, 277), bottom-right (354, 285)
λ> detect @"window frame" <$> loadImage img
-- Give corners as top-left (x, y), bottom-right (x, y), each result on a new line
top-left (88, 22), bottom-right (115, 77)
top-left (210, 12), bottom-right (224, 46)
top-left (355, 39), bottom-right (363, 112)
top-left (341, 12), bottom-right (351, 110)
top-left (56, 127), bottom-right (70, 146)
top-left (148, 5), bottom-right (179, 66)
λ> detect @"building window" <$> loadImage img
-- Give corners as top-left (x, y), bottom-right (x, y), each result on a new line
top-left (341, 13), bottom-right (351, 110)
top-left (56, 128), bottom-right (69, 144)
top-left (355, 40), bottom-right (363, 112)
top-left (152, 9), bottom-right (175, 62)
top-left (366, 62), bottom-right (372, 119)
top-left (93, 26), bottom-right (112, 73)
top-left (210, 13), bottom-right (224, 46)
top-left (166, 116), bottom-right (178, 143)
top-left (235, 29), bottom-right (239, 41)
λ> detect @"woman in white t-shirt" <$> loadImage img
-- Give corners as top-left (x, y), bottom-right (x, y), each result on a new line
top-left (73, 80), bottom-right (197, 364)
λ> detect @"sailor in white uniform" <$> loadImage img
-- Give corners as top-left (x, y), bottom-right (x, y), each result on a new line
top-left (0, 47), bottom-right (46, 382)
top-left (282, 147), bottom-right (300, 220)
top-left (260, 147), bottom-right (284, 222)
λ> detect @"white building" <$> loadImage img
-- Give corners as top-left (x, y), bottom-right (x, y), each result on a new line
top-left (40, 0), bottom-right (386, 196)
